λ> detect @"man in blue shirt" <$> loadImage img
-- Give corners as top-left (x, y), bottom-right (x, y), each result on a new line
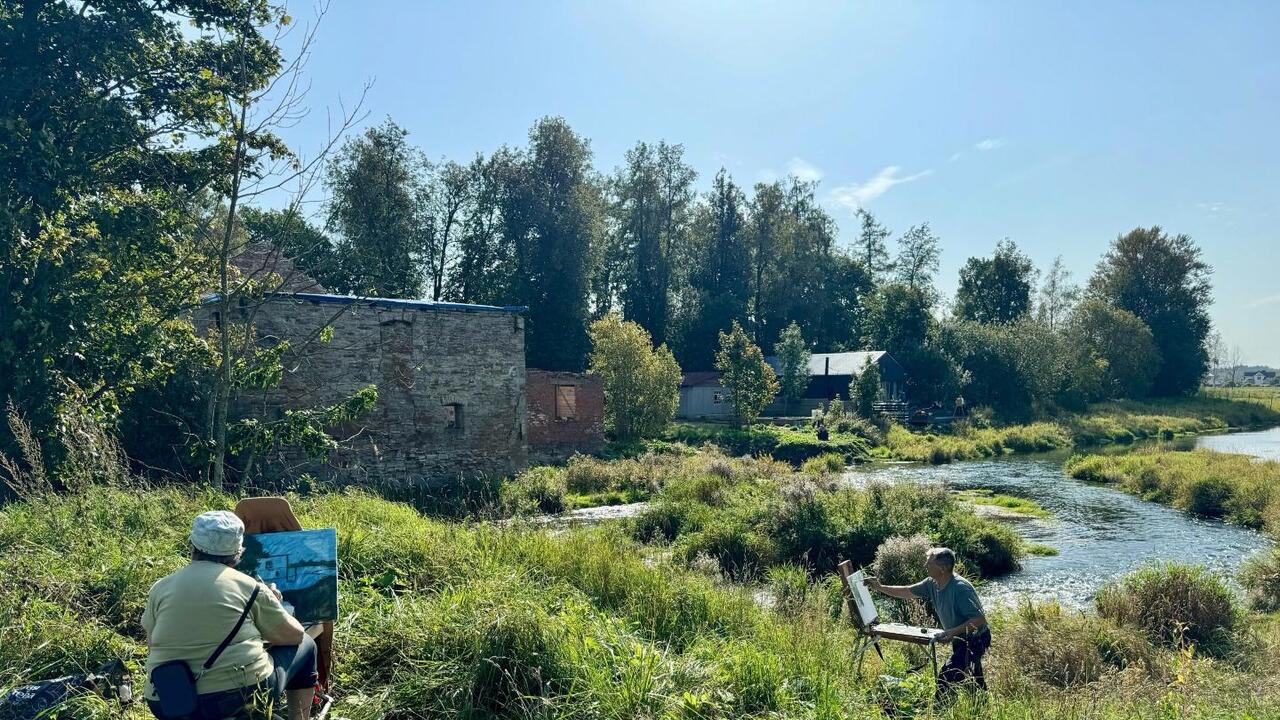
top-left (866, 547), bottom-right (990, 694)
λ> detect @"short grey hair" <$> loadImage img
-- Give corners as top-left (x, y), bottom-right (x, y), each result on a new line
top-left (926, 547), bottom-right (956, 571)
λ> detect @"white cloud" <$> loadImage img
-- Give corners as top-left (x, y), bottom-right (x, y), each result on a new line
top-left (1243, 293), bottom-right (1280, 310)
top-left (828, 166), bottom-right (934, 211)
top-left (974, 138), bottom-right (1005, 151)
top-left (1197, 202), bottom-right (1226, 213)
top-left (949, 152), bottom-right (964, 163)
top-left (787, 157), bottom-right (823, 183)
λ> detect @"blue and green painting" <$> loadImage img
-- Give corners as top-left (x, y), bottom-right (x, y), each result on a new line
top-left (237, 528), bottom-right (338, 624)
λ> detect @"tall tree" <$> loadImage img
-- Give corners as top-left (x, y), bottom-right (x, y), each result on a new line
top-left (775, 322), bottom-right (812, 413)
top-left (517, 117), bottom-right (603, 371)
top-left (854, 209), bottom-right (893, 280)
top-left (611, 141), bottom-right (696, 346)
top-left (715, 321), bottom-right (779, 426)
top-left (0, 0), bottom-right (280, 465)
top-left (954, 239), bottom-right (1037, 324)
top-left (447, 150), bottom-right (521, 306)
top-left (894, 223), bottom-right (941, 292)
top-left (426, 161), bottom-right (470, 301)
top-left (1088, 226), bottom-right (1212, 396)
top-left (1037, 255), bottom-right (1081, 331)
top-left (676, 169), bottom-right (751, 369)
top-left (326, 118), bottom-right (432, 298)
top-left (1067, 299), bottom-right (1161, 400)
top-left (240, 207), bottom-right (338, 290)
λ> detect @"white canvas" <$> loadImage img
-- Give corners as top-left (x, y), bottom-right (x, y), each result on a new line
top-left (847, 570), bottom-right (879, 627)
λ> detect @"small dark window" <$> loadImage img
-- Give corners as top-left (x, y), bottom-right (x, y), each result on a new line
top-left (555, 385), bottom-right (577, 421)
top-left (445, 403), bottom-right (463, 430)
top-left (712, 392), bottom-right (724, 405)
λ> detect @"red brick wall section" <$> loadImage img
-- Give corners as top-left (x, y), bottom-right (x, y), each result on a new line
top-left (526, 370), bottom-right (605, 461)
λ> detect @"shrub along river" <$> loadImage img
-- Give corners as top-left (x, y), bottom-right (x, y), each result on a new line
top-left (845, 427), bottom-right (1280, 607)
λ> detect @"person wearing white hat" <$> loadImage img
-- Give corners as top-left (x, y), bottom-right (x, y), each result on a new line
top-left (142, 511), bottom-right (318, 719)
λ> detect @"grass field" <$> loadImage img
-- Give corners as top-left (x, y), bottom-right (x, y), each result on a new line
top-left (1201, 385), bottom-right (1280, 411)
top-left (5, 480), bottom-right (1280, 719)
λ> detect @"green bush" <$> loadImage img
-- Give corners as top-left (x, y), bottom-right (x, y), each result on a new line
top-left (1240, 548), bottom-right (1280, 613)
top-left (501, 466), bottom-right (566, 514)
top-left (1182, 474), bottom-right (1233, 517)
top-left (675, 521), bottom-right (775, 580)
top-left (1096, 563), bottom-right (1240, 656)
top-left (1002, 601), bottom-right (1156, 688)
top-left (800, 452), bottom-right (846, 475)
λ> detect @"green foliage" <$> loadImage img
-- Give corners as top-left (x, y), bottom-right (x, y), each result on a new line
top-left (668, 422), bottom-right (872, 465)
top-left (674, 170), bottom-right (752, 370)
top-left (852, 357), bottom-right (881, 418)
top-left (714, 322), bottom-right (779, 426)
top-left (5, 468), bottom-right (1280, 718)
top-left (1066, 299), bottom-right (1161, 402)
top-left (516, 117), bottom-right (602, 371)
top-left (799, 453), bottom-right (846, 475)
top-left (501, 466), bottom-right (567, 514)
top-left (610, 141), bottom-right (697, 347)
top-left (954, 238), bottom-right (1037, 324)
top-left (1096, 563), bottom-right (1240, 656)
top-left (941, 318), bottom-right (1068, 420)
top-left (1064, 448), bottom-right (1280, 529)
top-left (325, 119), bottom-right (433, 298)
top-left (774, 322), bottom-right (811, 412)
top-left (854, 208), bottom-right (893, 280)
top-left (1088, 226), bottom-right (1212, 396)
top-left (240, 207), bottom-right (338, 290)
top-left (1000, 601), bottom-right (1155, 688)
top-left (0, 1), bottom-right (283, 465)
top-left (587, 314), bottom-right (681, 440)
top-left (1239, 548), bottom-right (1280, 613)
top-left (894, 222), bottom-right (941, 292)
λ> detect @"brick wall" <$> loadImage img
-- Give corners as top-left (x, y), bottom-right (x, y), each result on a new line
top-left (526, 370), bottom-right (604, 463)
top-left (214, 295), bottom-right (527, 487)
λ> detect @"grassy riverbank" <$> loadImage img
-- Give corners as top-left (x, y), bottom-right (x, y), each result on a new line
top-left (1065, 449), bottom-right (1280, 531)
top-left (4, 480), bottom-right (1280, 719)
top-left (660, 396), bottom-right (1280, 468)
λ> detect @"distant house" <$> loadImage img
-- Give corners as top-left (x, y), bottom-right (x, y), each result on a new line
top-left (675, 351), bottom-right (908, 420)
top-left (677, 372), bottom-right (733, 420)
top-left (1243, 368), bottom-right (1278, 386)
top-left (764, 351), bottom-right (907, 416)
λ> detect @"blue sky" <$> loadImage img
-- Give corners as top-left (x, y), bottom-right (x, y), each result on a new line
top-left (274, 1), bottom-right (1280, 364)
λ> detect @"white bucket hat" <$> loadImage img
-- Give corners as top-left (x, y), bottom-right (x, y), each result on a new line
top-left (190, 510), bottom-right (245, 556)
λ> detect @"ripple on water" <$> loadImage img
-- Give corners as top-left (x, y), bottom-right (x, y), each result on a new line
top-left (844, 453), bottom-right (1274, 609)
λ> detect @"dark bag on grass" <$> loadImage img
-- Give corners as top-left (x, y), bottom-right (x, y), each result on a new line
top-left (150, 586), bottom-right (259, 720)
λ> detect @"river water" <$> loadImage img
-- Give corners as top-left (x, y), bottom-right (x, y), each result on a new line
top-left (1194, 426), bottom-right (1280, 461)
top-left (844, 428), bottom-right (1280, 608)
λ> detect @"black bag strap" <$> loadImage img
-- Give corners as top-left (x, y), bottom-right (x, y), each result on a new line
top-left (201, 585), bottom-right (260, 673)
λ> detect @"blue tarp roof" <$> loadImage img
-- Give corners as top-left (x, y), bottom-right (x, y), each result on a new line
top-left (201, 292), bottom-right (526, 315)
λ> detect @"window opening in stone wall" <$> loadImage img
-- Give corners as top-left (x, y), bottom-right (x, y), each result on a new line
top-left (554, 385), bottom-right (577, 421)
top-left (445, 403), bottom-right (463, 430)
top-left (713, 392), bottom-right (724, 404)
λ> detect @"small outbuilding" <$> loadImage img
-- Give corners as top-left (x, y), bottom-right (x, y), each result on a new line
top-left (525, 370), bottom-right (605, 463)
top-left (675, 351), bottom-right (908, 420)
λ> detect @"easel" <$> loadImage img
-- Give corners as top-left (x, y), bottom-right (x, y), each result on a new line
top-left (836, 560), bottom-right (942, 679)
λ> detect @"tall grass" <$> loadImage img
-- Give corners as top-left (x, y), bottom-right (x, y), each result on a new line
top-left (6, 481), bottom-right (1280, 718)
top-left (629, 457), bottom-right (1025, 580)
top-left (1065, 448), bottom-right (1280, 530)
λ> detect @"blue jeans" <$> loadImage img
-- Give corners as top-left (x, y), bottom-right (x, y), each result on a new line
top-left (148, 635), bottom-right (318, 719)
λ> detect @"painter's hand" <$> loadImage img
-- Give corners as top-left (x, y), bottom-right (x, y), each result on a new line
top-left (269, 582), bottom-right (283, 601)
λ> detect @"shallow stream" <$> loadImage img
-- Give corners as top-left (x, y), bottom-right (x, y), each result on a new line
top-left (845, 427), bottom-right (1280, 607)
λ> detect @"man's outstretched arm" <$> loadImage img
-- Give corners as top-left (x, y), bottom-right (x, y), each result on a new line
top-left (864, 576), bottom-right (918, 601)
